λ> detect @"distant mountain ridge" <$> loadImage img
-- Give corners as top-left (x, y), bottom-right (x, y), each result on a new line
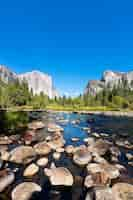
top-left (0, 65), bottom-right (59, 98)
top-left (85, 70), bottom-right (133, 96)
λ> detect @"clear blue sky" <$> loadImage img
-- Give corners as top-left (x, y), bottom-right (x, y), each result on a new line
top-left (0, 0), bottom-right (133, 96)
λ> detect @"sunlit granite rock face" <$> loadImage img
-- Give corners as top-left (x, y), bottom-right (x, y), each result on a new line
top-left (18, 70), bottom-right (58, 98)
top-left (85, 70), bottom-right (133, 96)
top-left (0, 65), bottom-right (17, 83)
top-left (0, 65), bottom-right (59, 98)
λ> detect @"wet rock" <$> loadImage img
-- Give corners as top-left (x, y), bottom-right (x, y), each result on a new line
top-left (53, 152), bottom-right (61, 160)
top-left (65, 145), bottom-right (75, 154)
top-left (34, 141), bottom-right (51, 155)
top-left (10, 146), bottom-right (36, 164)
top-left (87, 163), bottom-right (120, 180)
top-left (23, 163), bottom-right (39, 177)
top-left (73, 146), bottom-right (92, 166)
top-left (112, 182), bottom-right (133, 200)
top-left (44, 166), bottom-right (73, 186)
top-left (11, 182), bottom-right (42, 200)
top-left (0, 170), bottom-right (15, 192)
top-left (92, 153), bottom-right (108, 164)
top-left (37, 157), bottom-right (48, 167)
top-left (28, 121), bottom-right (45, 130)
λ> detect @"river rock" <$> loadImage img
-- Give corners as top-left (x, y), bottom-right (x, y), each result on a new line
top-left (71, 137), bottom-right (80, 142)
top-left (28, 121), bottom-right (45, 130)
top-left (0, 136), bottom-right (12, 145)
top-left (34, 141), bottom-right (51, 155)
top-left (126, 153), bottom-right (133, 161)
top-left (53, 152), bottom-right (61, 160)
top-left (44, 166), bottom-right (73, 186)
top-left (23, 163), bottom-right (39, 177)
top-left (37, 157), bottom-right (48, 167)
top-left (48, 134), bottom-right (65, 150)
top-left (0, 170), bottom-right (15, 192)
top-left (56, 147), bottom-right (65, 153)
top-left (10, 146), bottom-right (36, 164)
top-left (87, 163), bottom-right (120, 180)
top-left (88, 139), bottom-right (110, 156)
top-left (95, 187), bottom-right (114, 200)
top-left (73, 147), bottom-right (92, 166)
top-left (112, 182), bottom-right (133, 200)
top-left (65, 145), bottom-right (75, 154)
top-left (84, 172), bottom-right (110, 188)
top-left (11, 182), bottom-right (42, 200)
top-left (47, 123), bottom-right (64, 132)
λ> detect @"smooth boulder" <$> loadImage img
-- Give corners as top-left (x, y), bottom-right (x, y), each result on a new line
top-left (11, 182), bottom-right (42, 200)
top-left (0, 170), bottom-right (15, 192)
top-left (44, 166), bottom-right (73, 186)
top-left (23, 163), bottom-right (39, 177)
top-left (34, 141), bottom-right (51, 155)
top-left (10, 146), bottom-right (36, 164)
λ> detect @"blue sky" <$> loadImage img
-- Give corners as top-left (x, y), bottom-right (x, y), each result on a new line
top-left (0, 0), bottom-right (133, 96)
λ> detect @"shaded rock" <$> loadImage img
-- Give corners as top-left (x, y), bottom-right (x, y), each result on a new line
top-left (37, 157), bottom-right (48, 167)
top-left (73, 147), bottom-right (92, 166)
top-left (44, 166), bottom-right (73, 186)
top-left (10, 146), bottom-right (36, 164)
top-left (0, 170), bottom-right (15, 192)
top-left (23, 163), bottom-right (39, 177)
top-left (11, 182), bottom-right (42, 200)
top-left (34, 141), bottom-right (51, 155)
top-left (112, 182), bottom-right (133, 200)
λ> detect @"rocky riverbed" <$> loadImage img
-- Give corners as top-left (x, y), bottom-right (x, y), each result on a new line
top-left (0, 111), bottom-right (132, 200)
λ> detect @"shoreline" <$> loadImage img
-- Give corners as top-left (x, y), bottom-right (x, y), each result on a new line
top-left (1, 108), bottom-right (133, 117)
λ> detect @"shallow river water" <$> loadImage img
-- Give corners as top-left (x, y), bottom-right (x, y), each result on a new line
top-left (0, 111), bottom-right (133, 200)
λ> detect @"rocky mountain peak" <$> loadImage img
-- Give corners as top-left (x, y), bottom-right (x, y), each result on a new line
top-left (85, 70), bottom-right (133, 96)
top-left (0, 65), bottom-right (59, 98)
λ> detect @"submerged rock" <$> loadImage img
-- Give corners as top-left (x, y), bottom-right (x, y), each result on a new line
top-left (11, 182), bottom-right (42, 200)
top-left (0, 170), bottom-right (15, 192)
top-left (23, 163), bottom-right (39, 177)
top-left (10, 146), bottom-right (36, 164)
top-left (44, 166), bottom-right (73, 186)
